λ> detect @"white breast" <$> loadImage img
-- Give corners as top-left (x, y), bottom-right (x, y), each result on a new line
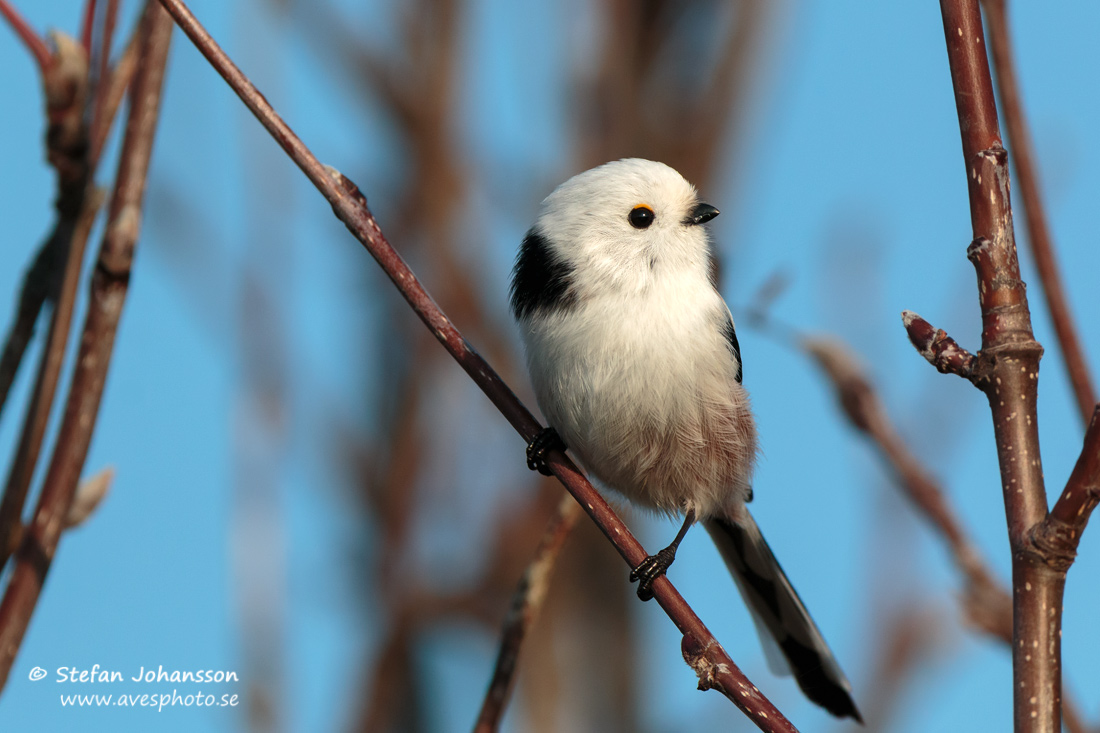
top-left (522, 272), bottom-right (756, 518)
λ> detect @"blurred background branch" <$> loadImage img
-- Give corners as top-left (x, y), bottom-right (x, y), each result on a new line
top-left (0, 1), bottom-right (1097, 731)
top-left (0, 0), bottom-right (173, 691)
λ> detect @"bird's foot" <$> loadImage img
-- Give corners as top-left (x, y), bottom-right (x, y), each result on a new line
top-left (526, 427), bottom-right (565, 476)
top-left (630, 545), bottom-right (678, 601)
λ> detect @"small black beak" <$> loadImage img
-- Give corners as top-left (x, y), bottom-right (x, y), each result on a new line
top-left (687, 202), bottom-right (720, 225)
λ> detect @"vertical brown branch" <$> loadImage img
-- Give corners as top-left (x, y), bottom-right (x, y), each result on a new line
top-left (0, 1), bottom-right (172, 692)
top-left (0, 18), bottom-right (135, 426)
top-left (0, 31), bottom-right (93, 567)
top-left (0, 18), bottom-right (141, 571)
top-left (88, 0), bottom-right (122, 160)
top-left (936, 2), bottom-right (1059, 730)
top-left (980, 0), bottom-right (1096, 425)
top-left (232, 30), bottom-right (294, 727)
top-left (80, 0), bottom-right (98, 53)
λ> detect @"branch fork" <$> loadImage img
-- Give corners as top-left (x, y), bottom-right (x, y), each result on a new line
top-left (1028, 404), bottom-right (1100, 571)
top-left (910, 2), bottom-right (1087, 729)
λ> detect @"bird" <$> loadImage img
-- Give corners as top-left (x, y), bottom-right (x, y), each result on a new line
top-left (509, 158), bottom-right (861, 721)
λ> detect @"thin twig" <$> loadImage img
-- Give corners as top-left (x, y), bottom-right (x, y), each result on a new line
top-left (0, 29), bottom-right (98, 564)
top-left (88, 0), bottom-right (121, 161)
top-left (1060, 691), bottom-right (1093, 733)
top-left (0, 189), bottom-right (103, 567)
top-left (89, 30), bottom-right (140, 167)
top-left (156, 2), bottom-right (799, 728)
top-left (0, 32), bottom-right (89, 420)
top-left (0, 242), bottom-right (62, 423)
top-left (0, 1), bottom-right (173, 692)
top-left (0, 13), bottom-right (140, 568)
top-left (79, 0), bottom-right (97, 55)
top-left (0, 0), bottom-right (53, 73)
top-left (980, 0), bottom-right (1096, 426)
top-left (474, 495), bottom-right (581, 733)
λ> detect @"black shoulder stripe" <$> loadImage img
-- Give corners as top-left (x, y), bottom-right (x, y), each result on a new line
top-left (723, 315), bottom-right (743, 384)
top-left (510, 228), bottom-right (576, 320)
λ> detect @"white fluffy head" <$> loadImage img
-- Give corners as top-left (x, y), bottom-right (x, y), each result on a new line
top-left (533, 158), bottom-right (717, 291)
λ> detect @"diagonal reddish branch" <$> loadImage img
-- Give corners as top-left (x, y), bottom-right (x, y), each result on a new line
top-left (155, 1), bottom-right (800, 729)
top-left (0, 1), bottom-right (173, 692)
top-left (1034, 405), bottom-right (1100, 564)
top-left (980, 0), bottom-right (1096, 426)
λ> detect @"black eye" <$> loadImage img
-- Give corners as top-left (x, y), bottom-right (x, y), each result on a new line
top-left (628, 205), bottom-right (655, 229)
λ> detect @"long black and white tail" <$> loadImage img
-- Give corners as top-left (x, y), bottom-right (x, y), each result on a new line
top-left (705, 509), bottom-right (862, 722)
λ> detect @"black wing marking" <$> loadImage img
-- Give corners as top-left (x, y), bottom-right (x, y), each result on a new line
top-left (723, 313), bottom-right (743, 384)
top-left (510, 228), bottom-right (576, 320)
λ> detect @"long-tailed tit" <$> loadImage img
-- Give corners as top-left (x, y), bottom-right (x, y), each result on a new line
top-left (510, 158), bottom-right (860, 721)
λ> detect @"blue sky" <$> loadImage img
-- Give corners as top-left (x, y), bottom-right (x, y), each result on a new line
top-left (1, 1), bottom-right (1098, 731)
